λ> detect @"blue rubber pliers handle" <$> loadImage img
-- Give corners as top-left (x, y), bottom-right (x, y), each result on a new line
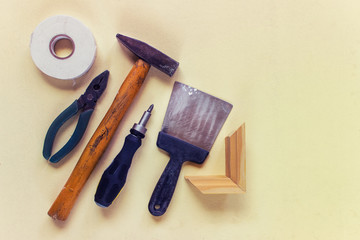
top-left (43, 70), bottom-right (109, 163)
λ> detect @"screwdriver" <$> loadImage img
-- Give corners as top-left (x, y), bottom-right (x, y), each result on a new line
top-left (94, 104), bottom-right (153, 207)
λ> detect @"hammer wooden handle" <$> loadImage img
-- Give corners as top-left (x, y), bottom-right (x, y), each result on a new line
top-left (48, 59), bottom-right (150, 221)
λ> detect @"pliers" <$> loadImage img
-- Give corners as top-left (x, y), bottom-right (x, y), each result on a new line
top-left (43, 70), bottom-right (109, 163)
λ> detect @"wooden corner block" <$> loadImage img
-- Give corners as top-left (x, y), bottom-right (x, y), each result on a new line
top-left (185, 175), bottom-right (243, 194)
top-left (185, 123), bottom-right (246, 194)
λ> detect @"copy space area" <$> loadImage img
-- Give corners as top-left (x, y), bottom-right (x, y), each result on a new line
top-left (0, 1), bottom-right (359, 239)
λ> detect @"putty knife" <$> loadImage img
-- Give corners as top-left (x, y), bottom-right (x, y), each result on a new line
top-left (148, 81), bottom-right (233, 216)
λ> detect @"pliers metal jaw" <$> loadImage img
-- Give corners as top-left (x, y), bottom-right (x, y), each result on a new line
top-left (43, 70), bottom-right (109, 163)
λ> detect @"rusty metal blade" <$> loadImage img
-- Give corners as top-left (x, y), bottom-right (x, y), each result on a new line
top-left (116, 34), bottom-right (179, 77)
top-left (161, 82), bottom-right (233, 151)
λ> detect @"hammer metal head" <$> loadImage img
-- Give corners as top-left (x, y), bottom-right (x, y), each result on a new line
top-left (116, 34), bottom-right (179, 77)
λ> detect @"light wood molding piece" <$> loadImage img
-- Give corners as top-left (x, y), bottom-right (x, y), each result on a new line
top-left (185, 123), bottom-right (246, 194)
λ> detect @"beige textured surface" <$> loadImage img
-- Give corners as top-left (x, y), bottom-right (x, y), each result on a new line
top-left (1, 0), bottom-right (359, 239)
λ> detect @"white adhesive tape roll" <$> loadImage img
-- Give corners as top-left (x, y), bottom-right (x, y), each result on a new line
top-left (30, 15), bottom-right (96, 80)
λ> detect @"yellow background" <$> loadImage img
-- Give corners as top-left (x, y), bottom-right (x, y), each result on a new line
top-left (1, 0), bottom-right (359, 239)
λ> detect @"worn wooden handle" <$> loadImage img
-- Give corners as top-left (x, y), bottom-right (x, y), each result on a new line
top-left (48, 59), bottom-right (151, 221)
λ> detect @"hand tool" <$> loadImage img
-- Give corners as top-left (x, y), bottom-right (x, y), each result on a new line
top-left (43, 70), bottom-right (109, 163)
top-left (95, 104), bottom-right (153, 208)
top-left (48, 34), bottom-right (179, 221)
top-left (148, 81), bottom-right (233, 216)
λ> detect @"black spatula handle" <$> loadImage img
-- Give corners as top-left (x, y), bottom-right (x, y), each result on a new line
top-left (148, 155), bottom-right (183, 216)
top-left (148, 132), bottom-right (209, 216)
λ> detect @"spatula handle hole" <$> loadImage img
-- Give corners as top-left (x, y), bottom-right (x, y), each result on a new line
top-left (154, 205), bottom-right (161, 210)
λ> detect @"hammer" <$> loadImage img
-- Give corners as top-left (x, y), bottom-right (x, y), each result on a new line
top-left (48, 34), bottom-right (179, 221)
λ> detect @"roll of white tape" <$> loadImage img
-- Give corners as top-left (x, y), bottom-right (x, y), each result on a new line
top-left (30, 15), bottom-right (96, 80)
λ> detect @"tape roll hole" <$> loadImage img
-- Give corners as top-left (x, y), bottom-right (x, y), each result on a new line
top-left (50, 34), bottom-right (75, 59)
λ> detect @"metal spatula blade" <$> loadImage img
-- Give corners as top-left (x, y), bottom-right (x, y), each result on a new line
top-left (148, 81), bottom-right (233, 216)
top-left (161, 81), bottom-right (233, 151)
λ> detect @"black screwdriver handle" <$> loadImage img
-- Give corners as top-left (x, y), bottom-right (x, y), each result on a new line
top-left (94, 134), bottom-right (141, 207)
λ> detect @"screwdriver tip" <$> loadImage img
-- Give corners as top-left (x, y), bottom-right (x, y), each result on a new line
top-left (147, 104), bottom-right (154, 112)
